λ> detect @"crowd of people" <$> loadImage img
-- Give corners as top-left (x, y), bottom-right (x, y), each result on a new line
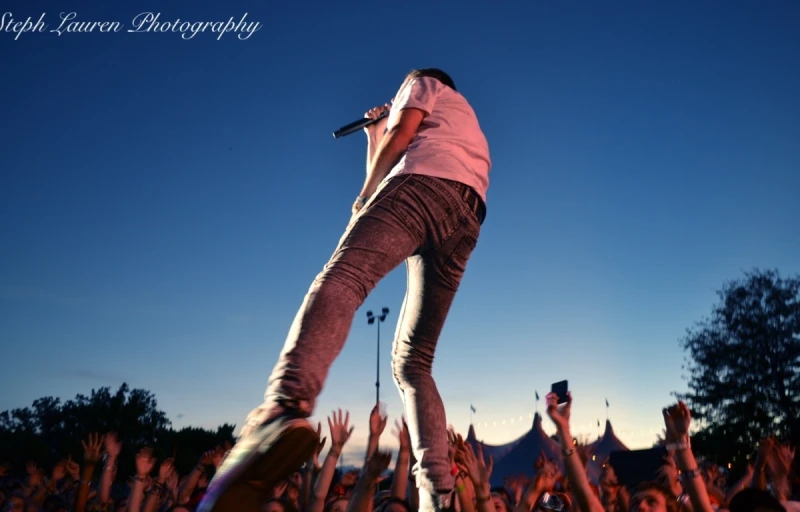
top-left (0, 393), bottom-right (796, 512)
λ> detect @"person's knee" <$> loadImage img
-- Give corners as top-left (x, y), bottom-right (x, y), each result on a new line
top-left (391, 351), bottom-right (433, 387)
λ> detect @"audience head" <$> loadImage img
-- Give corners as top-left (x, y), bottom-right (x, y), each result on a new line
top-left (628, 481), bottom-right (679, 512)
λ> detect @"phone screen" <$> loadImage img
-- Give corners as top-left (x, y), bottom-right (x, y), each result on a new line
top-left (551, 380), bottom-right (568, 404)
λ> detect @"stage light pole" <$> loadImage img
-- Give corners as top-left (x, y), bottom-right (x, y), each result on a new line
top-left (367, 307), bottom-right (390, 404)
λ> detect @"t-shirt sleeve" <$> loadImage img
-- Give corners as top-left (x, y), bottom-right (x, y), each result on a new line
top-left (392, 76), bottom-right (442, 116)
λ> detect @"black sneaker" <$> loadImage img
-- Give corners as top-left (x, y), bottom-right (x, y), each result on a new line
top-left (197, 413), bottom-right (318, 512)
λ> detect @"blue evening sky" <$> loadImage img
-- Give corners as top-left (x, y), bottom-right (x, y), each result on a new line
top-left (2, 0), bottom-right (798, 462)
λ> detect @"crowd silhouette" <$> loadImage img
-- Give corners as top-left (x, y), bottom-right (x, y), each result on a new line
top-left (1, 391), bottom-right (797, 512)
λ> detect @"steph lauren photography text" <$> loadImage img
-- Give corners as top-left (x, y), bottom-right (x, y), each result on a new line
top-left (1, 11), bottom-right (262, 40)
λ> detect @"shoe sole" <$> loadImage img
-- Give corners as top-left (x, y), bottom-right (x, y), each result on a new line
top-left (197, 418), bottom-right (318, 512)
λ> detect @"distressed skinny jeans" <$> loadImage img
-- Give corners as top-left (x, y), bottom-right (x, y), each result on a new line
top-left (261, 173), bottom-right (483, 496)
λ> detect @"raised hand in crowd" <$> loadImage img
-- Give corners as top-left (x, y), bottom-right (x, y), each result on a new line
top-left (157, 457), bottom-right (175, 483)
top-left (126, 446), bottom-right (156, 512)
top-left (545, 392), bottom-right (604, 512)
top-left (65, 456), bottom-right (80, 482)
top-left (760, 437), bottom-right (796, 502)
top-left (364, 403), bottom-right (388, 467)
top-left (506, 476), bottom-right (527, 508)
top-left (390, 418), bottom-right (411, 501)
top-left (662, 401), bottom-right (714, 512)
top-left (446, 427), bottom-right (459, 467)
top-left (545, 391), bottom-right (571, 432)
top-left (515, 455), bottom-right (559, 512)
top-left (81, 432), bottom-right (104, 464)
top-left (141, 457), bottom-right (176, 512)
top-left (99, 432), bottom-right (121, 506)
top-left (311, 422), bottom-right (328, 469)
top-left (25, 461), bottom-right (44, 493)
top-left (330, 409), bottom-right (355, 456)
top-left (51, 459), bottom-right (65, 484)
top-left (456, 434), bottom-right (494, 512)
top-left (135, 447), bottom-right (156, 479)
top-left (74, 432), bottom-right (105, 512)
top-left (104, 431), bottom-right (122, 459)
top-left (347, 451), bottom-right (392, 512)
top-left (307, 409), bottom-right (356, 512)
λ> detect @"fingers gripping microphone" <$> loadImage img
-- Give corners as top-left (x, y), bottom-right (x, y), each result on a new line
top-left (333, 110), bottom-right (389, 139)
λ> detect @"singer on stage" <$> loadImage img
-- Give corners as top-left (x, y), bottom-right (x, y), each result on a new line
top-left (200, 68), bottom-right (491, 512)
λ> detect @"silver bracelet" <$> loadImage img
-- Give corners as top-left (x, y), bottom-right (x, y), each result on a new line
top-left (666, 439), bottom-right (691, 452)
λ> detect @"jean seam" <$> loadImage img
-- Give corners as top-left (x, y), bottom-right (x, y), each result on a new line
top-left (391, 189), bottom-right (425, 240)
top-left (391, 261), bottom-right (410, 387)
top-left (417, 175), bottom-right (481, 237)
top-left (415, 175), bottom-right (462, 214)
top-left (440, 233), bottom-right (477, 290)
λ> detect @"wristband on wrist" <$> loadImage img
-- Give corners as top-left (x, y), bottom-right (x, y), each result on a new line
top-left (666, 439), bottom-right (691, 452)
top-left (679, 468), bottom-right (701, 482)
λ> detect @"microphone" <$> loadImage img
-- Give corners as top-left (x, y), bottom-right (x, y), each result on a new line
top-left (332, 110), bottom-right (389, 139)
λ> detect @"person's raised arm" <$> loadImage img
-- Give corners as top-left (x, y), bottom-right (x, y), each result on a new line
top-left (127, 447), bottom-right (156, 512)
top-left (347, 451), bottom-right (392, 512)
top-left (142, 458), bottom-right (174, 512)
top-left (662, 402), bottom-right (714, 512)
top-left (455, 435), bottom-right (495, 512)
top-left (357, 108), bottom-right (423, 202)
top-left (307, 410), bottom-right (355, 512)
top-left (514, 459), bottom-right (558, 512)
top-left (302, 422), bottom-right (327, 510)
top-left (100, 432), bottom-right (122, 505)
top-left (766, 440), bottom-right (795, 502)
top-left (364, 104), bottom-right (390, 171)
top-left (391, 419), bottom-right (411, 500)
top-left (352, 76), bottom-right (440, 214)
top-left (75, 433), bottom-right (104, 512)
top-left (545, 392), bottom-right (604, 512)
top-left (364, 404), bottom-right (387, 467)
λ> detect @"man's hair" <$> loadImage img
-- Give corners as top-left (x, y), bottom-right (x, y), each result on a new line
top-left (629, 481), bottom-right (681, 512)
top-left (406, 68), bottom-right (457, 91)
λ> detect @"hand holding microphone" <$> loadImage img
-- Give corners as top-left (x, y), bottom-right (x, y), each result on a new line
top-left (363, 103), bottom-right (391, 137)
top-left (332, 102), bottom-right (392, 139)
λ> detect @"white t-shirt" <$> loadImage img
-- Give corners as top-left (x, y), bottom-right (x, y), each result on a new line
top-left (385, 76), bottom-right (491, 204)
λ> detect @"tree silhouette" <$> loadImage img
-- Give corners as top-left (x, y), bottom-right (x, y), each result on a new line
top-left (0, 383), bottom-right (235, 479)
top-left (676, 268), bottom-right (799, 467)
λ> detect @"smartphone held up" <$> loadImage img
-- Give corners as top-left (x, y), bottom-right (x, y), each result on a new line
top-left (551, 380), bottom-right (569, 404)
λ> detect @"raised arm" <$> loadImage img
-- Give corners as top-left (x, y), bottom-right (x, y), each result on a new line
top-left (364, 404), bottom-right (387, 467)
top-left (308, 410), bottom-right (355, 512)
top-left (391, 419), bottom-right (411, 500)
top-left (662, 402), bottom-right (714, 512)
top-left (545, 392), bottom-right (604, 512)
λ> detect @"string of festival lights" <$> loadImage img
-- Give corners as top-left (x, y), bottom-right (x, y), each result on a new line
top-left (467, 410), bottom-right (662, 443)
